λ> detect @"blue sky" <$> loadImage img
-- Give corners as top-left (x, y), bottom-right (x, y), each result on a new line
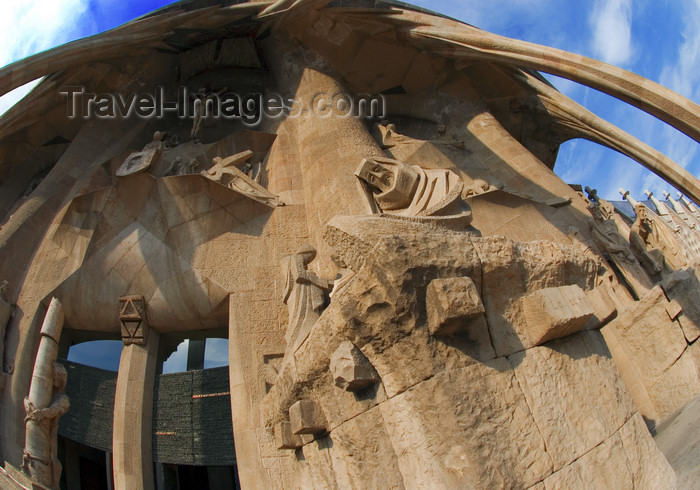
top-left (1, 1), bottom-right (699, 369)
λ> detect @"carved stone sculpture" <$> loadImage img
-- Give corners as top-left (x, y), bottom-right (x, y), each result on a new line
top-left (355, 156), bottom-right (465, 217)
top-left (190, 88), bottom-right (226, 142)
top-left (376, 120), bottom-right (463, 150)
top-left (116, 131), bottom-right (165, 177)
top-left (280, 244), bottom-right (333, 353)
top-left (202, 151), bottom-right (284, 207)
top-left (463, 178), bottom-right (495, 198)
top-left (23, 298), bottom-right (68, 489)
top-left (329, 341), bottom-right (378, 391)
top-left (119, 295), bottom-right (149, 345)
top-left (589, 203), bottom-right (636, 264)
top-left (630, 204), bottom-right (686, 274)
top-left (589, 202), bottom-right (654, 295)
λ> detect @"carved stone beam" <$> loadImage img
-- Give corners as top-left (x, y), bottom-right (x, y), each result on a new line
top-left (405, 15), bottom-right (700, 143)
top-left (509, 69), bottom-right (700, 205)
top-left (0, 3), bottom-right (267, 100)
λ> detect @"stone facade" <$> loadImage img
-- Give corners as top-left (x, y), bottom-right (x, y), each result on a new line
top-left (0, 0), bottom-right (699, 488)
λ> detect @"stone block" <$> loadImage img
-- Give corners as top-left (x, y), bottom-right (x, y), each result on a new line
top-left (289, 400), bottom-right (327, 436)
top-left (647, 350), bottom-right (700, 421)
top-left (426, 276), bottom-right (485, 336)
top-left (610, 286), bottom-right (687, 383)
top-left (619, 413), bottom-right (676, 489)
top-left (665, 299), bottom-right (683, 320)
top-left (520, 285), bottom-right (594, 345)
top-left (330, 341), bottom-right (379, 392)
top-left (661, 269), bottom-right (700, 342)
top-left (379, 358), bottom-right (553, 489)
top-left (274, 421), bottom-right (302, 450)
top-left (583, 284), bottom-right (617, 329)
top-left (509, 331), bottom-right (635, 471)
top-left (543, 433), bottom-right (633, 489)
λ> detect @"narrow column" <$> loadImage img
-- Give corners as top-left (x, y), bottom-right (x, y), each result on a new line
top-left (186, 340), bottom-right (205, 371)
top-left (24, 297), bottom-right (69, 489)
top-left (112, 296), bottom-right (158, 490)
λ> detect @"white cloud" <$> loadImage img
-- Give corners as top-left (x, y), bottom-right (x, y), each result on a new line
top-left (590, 0), bottom-right (634, 65)
top-left (0, 0), bottom-right (91, 68)
top-left (0, 1), bottom-right (93, 114)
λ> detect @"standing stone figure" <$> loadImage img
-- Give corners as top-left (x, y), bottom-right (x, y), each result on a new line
top-left (630, 203), bottom-right (686, 274)
top-left (280, 244), bottom-right (333, 353)
top-left (589, 203), bottom-right (654, 294)
top-left (23, 362), bottom-right (69, 489)
top-left (190, 88), bottom-right (226, 142)
top-left (589, 203), bottom-right (636, 263)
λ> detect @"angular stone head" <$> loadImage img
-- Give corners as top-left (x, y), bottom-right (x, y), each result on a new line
top-left (355, 157), bottom-right (419, 210)
top-left (296, 243), bottom-right (317, 265)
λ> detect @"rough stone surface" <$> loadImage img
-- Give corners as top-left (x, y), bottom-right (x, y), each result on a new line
top-left (329, 340), bottom-right (379, 392)
top-left (289, 400), bottom-right (328, 436)
top-left (379, 358), bottom-right (553, 489)
top-left (518, 284), bottom-right (595, 346)
top-left (274, 421), bottom-right (302, 450)
top-left (426, 276), bottom-right (485, 336)
top-left (509, 331), bottom-right (636, 471)
top-left (662, 269), bottom-right (700, 342)
top-left (609, 287), bottom-right (687, 384)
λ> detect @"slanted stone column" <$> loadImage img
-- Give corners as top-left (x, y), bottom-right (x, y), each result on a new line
top-left (23, 297), bottom-right (68, 489)
top-left (113, 296), bottom-right (158, 490)
top-left (266, 39), bottom-right (386, 274)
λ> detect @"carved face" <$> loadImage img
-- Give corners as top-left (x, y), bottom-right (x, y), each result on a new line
top-left (355, 157), bottom-right (419, 211)
top-left (589, 204), bottom-right (604, 221)
top-left (355, 158), bottom-right (395, 192)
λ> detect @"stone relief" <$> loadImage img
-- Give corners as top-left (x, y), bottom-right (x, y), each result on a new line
top-left (280, 244), bottom-right (333, 354)
top-left (589, 202), bottom-right (636, 264)
top-left (23, 362), bottom-right (69, 490)
top-left (376, 120), bottom-right (463, 150)
top-left (355, 156), bottom-right (465, 217)
top-left (202, 151), bottom-right (284, 208)
top-left (588, 202), bottom-right (654, 295)
top-left (630, 203), bottom-right (686, 274)
top-left (119, 295), bottom-right (149, 345)
top-left (0, 1), bottom-right (697, 488)
top-left (24, 298), bottom-right (67, 489)
top-left (116, 131), bottom-right (166, 177)
top-left (190, 88), bottom-right (227, 143)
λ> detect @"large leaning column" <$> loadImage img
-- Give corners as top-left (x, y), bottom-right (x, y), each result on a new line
top-left (112, 296), bottom-right (158, 490)
top-left (267, 38), bottom-right (386, 274)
